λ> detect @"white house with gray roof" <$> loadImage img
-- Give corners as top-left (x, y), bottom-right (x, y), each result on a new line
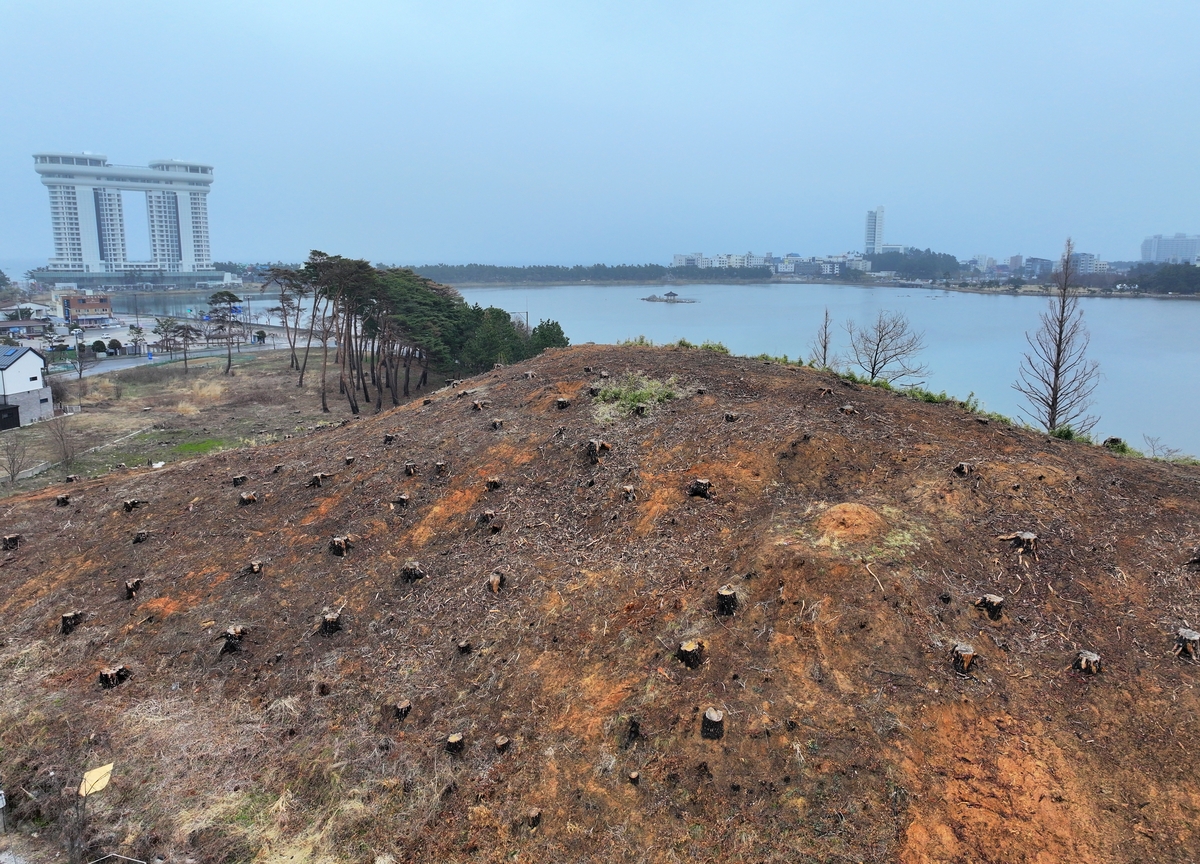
top-left (0, 347), bottom-right (53, 429)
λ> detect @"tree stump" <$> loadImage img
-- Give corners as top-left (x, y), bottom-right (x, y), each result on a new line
top-left (701, 707), bottom-right (725, 740)
top-left (974, 594), bottom-right (1005, 621)
top-left (688, 478), bottom-right (713, 498)
top-left (60, 611), bottom-right (84, 635)
top-left (584, 366), bottom-right (593, 373)
top-left (123, 499), bottom-right (146, 512)
top-left (632, 404), bottom-right (647, 417)
top-left (622, 485), bottom-right (636, 502)
top-left (523, 371), bottom-right (538, 380)
top-left (247, 560), bottom-right (264, 575)
top-left (66, 474), bottom-right (81, 482)
top-left (556, 397), bottom-right (571, 410)
top-left (132, 530), bottom-right (149, 544)
top-left (272, 464), bottom-right (284, 474)
top-left (725, 412), bottom-right (739, 422)
top-left (624, 718), bottom-right (641, 747)
top-left (486, 477), bottom-right (503, 491)
top-left (384, 433), bottom-right (396, 445)
top-left (677, 640), bottom-right (705, 669)
top-left (125, 578), bottom-right (142, 600)
top-left (599, 371), bottom-right (610, 379)
top-left (527, 809), bottom-right (542, 828)
top-left (495, 734), bottom-right (511, 753)
top-left (232, 475), bottom-right (249, 486)
top-left (952, 643), bottom-right (976, 673)
top-left (329, 535), bottom-right (353, 556)
top-left (628, 771), bottom-right (640, 785)
top-left (587, 439), bottom-right (612, 464)
top-left (998, 531), bottom-right (1039, 560)
top-left (56, 494), bottom-right (71, 507)
top-left (716, 585), bottom-right (739, 616)
top-left (471, 400), bottom-right (488, 412)
top-left (401, 560), bottom-right (425, 583)
top-left (816, 387), bottom-right (833, 397)
top-left (404, 461), bottom-right (418, 476)
top-left (1, 534), bottom-right (20, 551)
top-left (839, 404), bottom-right (857, 415)
top-left (382, 699), bottom-right (412, 728)
top-left (318, 610), bottom-right (342, 635)
top-left (238, 492), bottom-right (257, 506)
top-left (98, 666), bottom-right (132, 688)
top-left (306, 472), bottom-right (333, 488)
top-left (491, 418), bottom-right (505, 430)
top-left (953, 462), bottom-right (974, 476)
top-left (477, 509), bottom-right (496, 527)
top-left (588, 386), bottom-right (601, 397)
top-left (393, 493), bottom-right (410, 508)
top-left (219, 625), bottom-right (247, 655)
top-left (445, 733), bottom-right (465, 754)
top-left (1073, 650), bottom-right (1102, 675)
top-left (436, 461), bottom-right (448, 475)
top-left (457, 639), bottom-right (472, 654)
top-left (344, 455), bottom-right (355, 466)
top-left (1175, 628), bottom-right (1200, 660)
top-left (487, 572), bottom-right (505, 594)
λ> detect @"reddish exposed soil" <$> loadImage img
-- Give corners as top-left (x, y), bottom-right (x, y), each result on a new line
top-left (2, 344), bottom-right (1199, 863)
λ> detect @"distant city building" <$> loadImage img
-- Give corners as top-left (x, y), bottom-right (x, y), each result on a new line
top-left (864, 207), bottom-right (885, 255)
top-left (1024, 257), bottom-right (1054, 279)
top-left (55, 292), bottom-right (113, 326)
top-left (1009, 255), bottom-right (1023, 272)
top-left (879, 244), bottom-right (905, 255)
top-left (1069, 252), bottom-right (1108, 275)
top-left (1141, 233), bottom-right (1200, 263)
top-left (670, 252), bottom-right (772, 269)
top-left (31, 152), bottom-right (232, 291)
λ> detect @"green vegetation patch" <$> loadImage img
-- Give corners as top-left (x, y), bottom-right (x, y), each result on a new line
top-left (594, 372), bottom-right (679, 421)
top-left (174, 438), bottom-right (227, 456)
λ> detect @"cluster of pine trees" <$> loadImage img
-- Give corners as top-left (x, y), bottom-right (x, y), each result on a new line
top-left (264, 251), bottom-right (569, 414)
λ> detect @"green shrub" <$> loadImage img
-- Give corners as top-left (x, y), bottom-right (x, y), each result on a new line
top-left (1101, 437), bottom-right (1143, 457)
top-left (1050, 426), bottom-right (1093, 444)
top-left (699, 340), bottom-right (730, 354)
top-left (618, 335), bottom-right (655, 347)
top-left (675, 338), bottom-right (695, 349)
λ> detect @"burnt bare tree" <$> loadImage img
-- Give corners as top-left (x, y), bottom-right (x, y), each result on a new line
top-left (808, 306), bottom-right (838, 369)
top-left (1013, 238), bottom-right (1100, 435)
top-left (844, 309), bottom-right (929, 384)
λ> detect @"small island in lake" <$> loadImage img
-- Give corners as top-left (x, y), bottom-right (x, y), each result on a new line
top-left (642, 290), bottom-right (697, 303)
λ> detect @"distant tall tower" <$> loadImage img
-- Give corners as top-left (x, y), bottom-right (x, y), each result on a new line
top-left (864, 207), bottom-right (885, 255)
top-left (33, 152), bottom-right (214, 274)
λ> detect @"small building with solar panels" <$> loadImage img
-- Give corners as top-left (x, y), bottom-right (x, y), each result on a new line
top-left (0, 347), bottom-right (52, 429)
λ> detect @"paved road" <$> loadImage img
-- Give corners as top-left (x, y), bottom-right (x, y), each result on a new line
top-left (53, 345), bottom-right (284, 379)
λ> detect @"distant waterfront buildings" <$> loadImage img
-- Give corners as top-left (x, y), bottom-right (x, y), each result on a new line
top-left (30, 151), bottom-right (231, 290)
top-left (1141, 233), bottom-right (1200, 264)
top-left (671, 252), bottom-right (773, 269)
top-left (864, 207), bottom-right (885, 255)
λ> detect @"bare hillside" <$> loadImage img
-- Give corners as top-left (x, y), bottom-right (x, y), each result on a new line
top-left (2, 344), bottom-right (1199, 863)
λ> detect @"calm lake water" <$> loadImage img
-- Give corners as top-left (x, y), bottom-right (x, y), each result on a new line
top-left (113, 282), bottom-right (1200, 455)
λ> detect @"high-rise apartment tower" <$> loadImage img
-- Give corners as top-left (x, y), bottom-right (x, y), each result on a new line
top-left (33, 152), bottom-right (214, 275)
top-left (864, 207), bottom-right (885, 255)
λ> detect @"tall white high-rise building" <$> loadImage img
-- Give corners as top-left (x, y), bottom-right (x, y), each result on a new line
top-left (1141, 233), bottom-right (1200, 263)
top-left (33, 152), bottom-right (214, 274)
top-left (864, 207), bottom-right (885, 255)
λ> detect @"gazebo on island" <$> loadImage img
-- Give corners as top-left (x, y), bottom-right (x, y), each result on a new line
top-left (664, 291), bottom-right (678, 299)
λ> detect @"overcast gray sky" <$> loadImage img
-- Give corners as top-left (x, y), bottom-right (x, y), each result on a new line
top-left (3, 1), bottom-right (1198, 268)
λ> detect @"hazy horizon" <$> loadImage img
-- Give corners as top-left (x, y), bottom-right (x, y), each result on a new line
top-left (3, 1), bottom-right (1198, 268)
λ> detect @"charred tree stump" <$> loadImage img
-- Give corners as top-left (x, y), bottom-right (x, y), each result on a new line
top-left (953, 462), bottom-right (974, 476)
top-left (457, 639), bottom-right (473, 654)
top-left (599, 370), bottom-right (610, 379)
top-left (677, 640), bottom-right (705, 669)
top-left (494, 735), bottom-right (511, 753)
top-left (622, 485), bottom-right (636, 502)
top-left (523, 371), bottom-right (538, 380)
top-left (344, 455), bottom-right (355, 466)
top-left (1073, 650), bottom-right (1102, 675)
top-left (66, 474), bottom-right (81, 482)
top-left (556, 397), bottom-right (571, 410)
top-left (132, 530), bottom-right (149, 544)
top-left (98, 666), bottom-right (132, 688)
top-left (816, 386), bottom-right (833, 397)
top-left (392, 493), bottom-right (410, 508)
top-left (527, 809), bottom-right (542, 828)
top-left (952, 643), bottom-right (976, 674)
top-left (232, 475), bottom-right (249, 487)
top-left (588, 386), bottom-right (601, 397)
top-left (471, 400), bottom-right (489, 412)
top-left (384, 433), bottom-right (396, 445)
top-left (125, 578), bottom-right (142, 600)
top-left (123, 499), bottom-right (146, 512)
top-left (998, 531), bottom-right (1039, 561)
top-left (56, 494), bottom-right (71, 507)
top-left (476, 509), bottom-right (496, 527)
top-left (716, 585), bottom-right (739, 616)
top-left (838, 404), bottom-right (857, 415)
top-left (306, 472), bottom-right (333, 488)
top-left (445, 733), bottom-right (465, 755)
top-left (1175, 628), bottom-right (1200, 660)
top-left (486, 476), bottom-right (503, 491)
top-left (436, 461), bottom-right (448, 475)
top-left (687, 478), bottom-right (713, 498)
top-left (974, 594), bottom-right (1005, 621)
top-left (491, 418), bottom-right (505, 430)
top-left (247, 560), bottom-right (264, 575)
top-left (238, 492), bottom-right (257, 506)
top-left (219, 625), bottom-right (247, 655)
top-left (725, 412), bottom-right (739, 422)
top-left (404, 461), bottom-right (418, 476)
top-left (487, 572), bottom-right (505, 593)
top-left (329, 535), bottom-right (353, 556)
top-left (401, 560), bottom-right (425, 583)
top-left (701, 707), bottom-right (725, 740)
top-left (272, 464), bottom-right (284, 474)
top-left (381, 699), bottom-right (412, 728)
top-left (60, 611), bottom-right (84, 635)
top-left (587, 439), bottom-right (612, 464)
top-left (628, 771), bottom-right (640, 785)
top-left (318, 609), bottom-right (342, 636)
top-left (583, 366), bottom-right (593, 373)
top-left (3, 534), bottom-right (22, 551)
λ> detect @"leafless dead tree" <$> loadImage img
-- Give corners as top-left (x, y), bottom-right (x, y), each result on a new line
top-left (1013, 238), bottom-right (1100, 435)
top-left (45, 414), bottom-right (77, 467)
top-left (2, 428), bottom-right (29, 484)
top-left (808, 306), bottom-right (839, 369)
top-left (844, 309), bottom-right (928, 384)
top-left (1142, 435), bottom-right (1183, 461)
